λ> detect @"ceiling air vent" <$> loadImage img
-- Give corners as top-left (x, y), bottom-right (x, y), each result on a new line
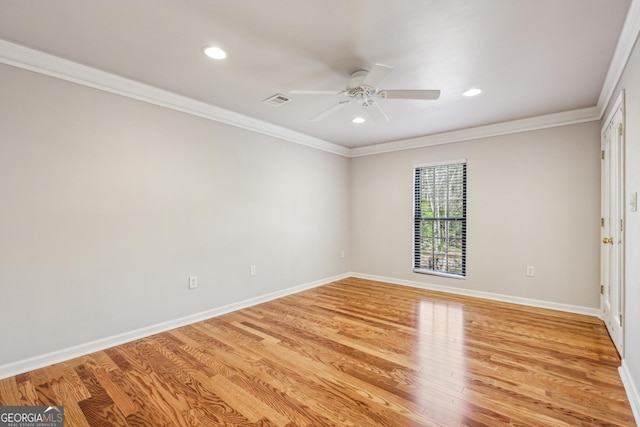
top-left (263, 94), bottom-right (292, 106)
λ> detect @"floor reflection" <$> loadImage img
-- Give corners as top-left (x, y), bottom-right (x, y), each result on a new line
top-left (416, 299), bottom-right (468, 423)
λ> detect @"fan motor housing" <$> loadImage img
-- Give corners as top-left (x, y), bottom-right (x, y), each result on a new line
top-left (347, 70), bottom-right (377, 100)
top-left (347, 70), bottom-right (369, 89)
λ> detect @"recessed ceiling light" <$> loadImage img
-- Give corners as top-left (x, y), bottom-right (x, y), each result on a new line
top-left (352, 117), bottom-right (366, 124)
top-left (463, 88), bottom-right (482, 97)
top-left (203, 46), bottom-right (227, 60)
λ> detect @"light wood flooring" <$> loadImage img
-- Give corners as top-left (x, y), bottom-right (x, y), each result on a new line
top-left (0, 277), bottom-right (635, 426)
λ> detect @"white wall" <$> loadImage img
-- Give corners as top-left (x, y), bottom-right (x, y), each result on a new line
top-left (351, 122), bottom-right (601, 309)
top-left (0, 48), bottom-right (632, 411)
top-left (606, 33), bottom-right (640, 418)
top-left (0, 63), bottom-right (350, 367)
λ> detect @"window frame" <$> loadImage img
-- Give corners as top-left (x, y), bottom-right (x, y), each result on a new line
top-left (413, 160), bottom-right (467, 279)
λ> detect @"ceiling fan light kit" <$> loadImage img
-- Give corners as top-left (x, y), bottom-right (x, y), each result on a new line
top-left (292, 63), bottom-right (441, 123)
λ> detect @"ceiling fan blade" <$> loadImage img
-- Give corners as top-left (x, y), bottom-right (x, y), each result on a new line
top-left (363, 101), bottom-right (390, 123)
top-left (362, 63), bottom-right (393, 88)
top-left (290, 90), bottom-right (343, 95)
top-left (382, 89), bottom-right (441, 100)
top-left (311, 100), bottom-right (352, 122)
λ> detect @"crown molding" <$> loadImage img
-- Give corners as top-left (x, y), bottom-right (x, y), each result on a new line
top-left (0, 39), bottom-right (350, 157)
top-left (348, 106), bottom-right (600, 157)
top-left (2, 8), bottom-right (638, 161)
top-left (350, 0), bottom-right (640, 158)
top-left (597, 0), bottom-right (640, 117)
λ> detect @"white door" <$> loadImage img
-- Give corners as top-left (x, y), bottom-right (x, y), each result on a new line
top-left (601, 91), bottom-right (625, 356)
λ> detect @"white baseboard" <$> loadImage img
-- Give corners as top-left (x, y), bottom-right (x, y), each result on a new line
top-left (349, 272), bottom-right (601, 317)
top-left (0, 272), bottom-right (605, 381)
top-left (0, 273), bottom-right (350, 380)
top-left (620, 360), bottom-right (640, 426)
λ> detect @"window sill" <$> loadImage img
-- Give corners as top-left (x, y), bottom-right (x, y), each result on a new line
top-left (413, 268), bottom-right (466, 280)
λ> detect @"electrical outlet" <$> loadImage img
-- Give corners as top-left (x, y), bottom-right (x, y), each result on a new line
top-left (340, 249), bottom-right (345, 259)
top-left (250, 265), bottom-right (257, 277)
top-left (189, 276), bottom-right (198, 289)
top-left (526, 266), bottom-right (535, 277)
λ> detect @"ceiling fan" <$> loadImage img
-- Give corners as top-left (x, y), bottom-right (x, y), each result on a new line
top-left (291, 64), bottom-right (440, 123)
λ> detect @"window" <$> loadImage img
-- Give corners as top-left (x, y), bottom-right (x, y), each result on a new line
top-left (413, 161), bottom-right (467, 277)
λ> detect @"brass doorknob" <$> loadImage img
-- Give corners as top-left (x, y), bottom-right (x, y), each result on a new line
top-left (602, 237), bottom-right (614, 244)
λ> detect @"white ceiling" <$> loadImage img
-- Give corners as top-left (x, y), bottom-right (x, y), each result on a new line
top-left (0, 0), bottom-right (633, 149)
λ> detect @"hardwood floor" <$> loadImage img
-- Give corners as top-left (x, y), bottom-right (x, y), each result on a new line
top-left (0, 277), bottom-right (635, 426)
